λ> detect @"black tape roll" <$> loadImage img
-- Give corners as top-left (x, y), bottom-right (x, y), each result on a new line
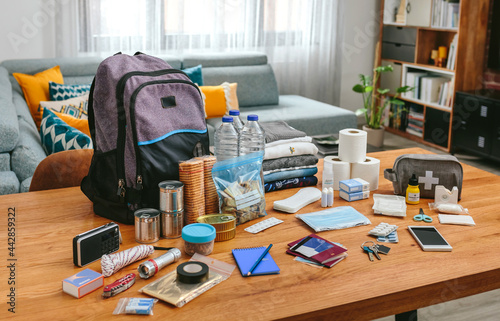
top-left (176, 261), bottom-right (209, 284)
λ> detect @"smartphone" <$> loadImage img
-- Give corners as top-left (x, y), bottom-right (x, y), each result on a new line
top-left (407, 226), bottom-right (452, 252)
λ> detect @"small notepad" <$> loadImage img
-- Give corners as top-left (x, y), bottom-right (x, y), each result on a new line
top-left (232, 247), bottom-right (280, 277)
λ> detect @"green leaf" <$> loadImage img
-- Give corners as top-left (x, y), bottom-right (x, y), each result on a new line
top-left (355, 108), bottom-right (368, 116)
top-left (352, 84), bottom-right (365, 93)
top-left (396, 85), bottom-right (413, 93)
top-left (374, 65), bottom-right (393, 73)
top-left (359, 74), bottom-right (372, 86)
top-left (377, 88), bottom-right (390, 95)
top-left (364, 86), bottom-right (373, 93)
top-left (390, 98), bottom-right (405, 105)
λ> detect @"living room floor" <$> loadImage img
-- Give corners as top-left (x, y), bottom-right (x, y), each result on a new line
top-left (375, 132), bottom-right (500, 320)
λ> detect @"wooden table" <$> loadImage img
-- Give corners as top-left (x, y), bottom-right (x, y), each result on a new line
top-left (1, 147), bottom-right (500, 320)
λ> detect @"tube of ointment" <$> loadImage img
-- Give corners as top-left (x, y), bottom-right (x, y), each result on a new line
top-left (321, 188), bottom-right (328, 207)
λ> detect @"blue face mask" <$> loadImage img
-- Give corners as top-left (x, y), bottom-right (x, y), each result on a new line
top-left (295, 206), bottom-right (371, 232)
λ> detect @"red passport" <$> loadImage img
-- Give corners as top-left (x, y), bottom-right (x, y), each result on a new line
top-left (287, 234), bottom-right (348, 268)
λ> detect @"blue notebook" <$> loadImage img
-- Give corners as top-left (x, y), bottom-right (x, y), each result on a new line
top-left (232, 247), bottom-right (280, 277)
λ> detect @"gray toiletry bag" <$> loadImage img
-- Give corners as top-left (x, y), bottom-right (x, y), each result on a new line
top-left (384, 154), bottom-right (463, 200)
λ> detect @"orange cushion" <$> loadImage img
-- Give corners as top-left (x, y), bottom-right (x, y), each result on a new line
top-left (13, 66), bottom-right (64, 128)
top-left (52, 111), bottom-right (91, 137)
top-left (199, 85), bottom-right (227, 119)
top-left (199, 82), bottom-right (239, 119)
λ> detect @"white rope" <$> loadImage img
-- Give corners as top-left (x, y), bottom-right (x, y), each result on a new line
top-left (101, 245), bottom-right (154, 277)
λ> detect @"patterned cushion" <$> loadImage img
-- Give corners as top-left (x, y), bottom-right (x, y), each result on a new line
top-left (39, 94), bottom-right (89, 119)
top-left (39, 108), bottom-right (92, 155)
top-left (49, 81), bottom-right (91, 101)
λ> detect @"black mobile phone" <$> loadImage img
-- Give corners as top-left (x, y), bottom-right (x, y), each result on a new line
top-left (72, 222), bottom-right (120, 267)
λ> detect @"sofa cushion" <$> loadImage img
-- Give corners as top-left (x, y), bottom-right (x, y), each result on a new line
top-left (10, 117), bottom-right (48, 182)
top-left (20, 177), bottom-right (31, 193)
top-left (13, 65), bottom-right (64, 128)
top-left (40, 94), bottom-right (89, 119)
top-left (0, 171), bottom-right (20, 195)
top-left (39, 109), bottom-right (92, 155)
top-left (203, 65), bottom-right (278, 107)
top-left (0, 153), bottom-right (10, 171)
top-left (200, 82), bottom-right (239, 118)
top-left (206, 95), bottom-right (357, 143)
top-left (49, 81), bottom-right (91, 101)
top-left (182, 64), bottom-right (203, 85)
top-left (182, 52), bottom-right (267, 68)
top-left (0, 67), bottom-right (19, 153)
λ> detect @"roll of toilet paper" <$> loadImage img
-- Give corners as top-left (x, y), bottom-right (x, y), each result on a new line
top-left (324, 156), bottom-right (351, 191)
top-left (351, 156), bottom-right (380, 191)
top-left (338, 129), bottom-right (367, 163)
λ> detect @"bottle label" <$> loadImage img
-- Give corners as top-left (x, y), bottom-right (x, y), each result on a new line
top-left (407, 192), bottom-right (420, 202)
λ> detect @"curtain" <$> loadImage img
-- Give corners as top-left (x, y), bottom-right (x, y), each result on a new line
top-left (71, 0), bottom-right (343, 106)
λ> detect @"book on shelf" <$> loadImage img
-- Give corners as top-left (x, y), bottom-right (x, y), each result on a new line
top-left (405, 72), bottom-right (427, 99)
top-left (421, 76), bottom-right (449, 104)
top-left (433, 0), bottom-right (460, 29)
top-left (446, 34), bottom-right (459, 70)
top-left (406, 126), bottom-right (424, 138)
top-left (389, 103), bottom-right (408, 131)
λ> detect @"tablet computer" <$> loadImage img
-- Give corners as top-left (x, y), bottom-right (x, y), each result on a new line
top-left (407, 226), bottom-right (452, 252)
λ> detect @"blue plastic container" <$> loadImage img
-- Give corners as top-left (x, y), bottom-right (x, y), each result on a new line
top-left (181, 223), bottom-right (216, 256)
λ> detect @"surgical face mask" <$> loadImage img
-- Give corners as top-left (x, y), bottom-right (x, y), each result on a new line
top-left (295, 206), bottom-right (371, 232)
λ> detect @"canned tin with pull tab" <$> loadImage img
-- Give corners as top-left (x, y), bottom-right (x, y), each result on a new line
top-left (134, 208), bottom-right (160, 243)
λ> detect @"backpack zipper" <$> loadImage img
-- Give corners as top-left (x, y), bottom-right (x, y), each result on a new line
top-left (114, 69), bottom-right (190, 200)
top-left (128, 79), bottom-right (202, 191)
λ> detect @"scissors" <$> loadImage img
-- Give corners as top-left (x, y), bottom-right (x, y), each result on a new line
top-left (413, 208), bottom-right (433, 223)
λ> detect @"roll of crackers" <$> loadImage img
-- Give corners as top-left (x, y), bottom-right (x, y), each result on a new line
top-left (196, 155), bottom-right (219, 214)
top-left (179, 158), bottom-right (205, 225)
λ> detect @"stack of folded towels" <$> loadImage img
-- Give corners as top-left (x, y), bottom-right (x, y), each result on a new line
top-left (260, 121), bottom-right (319, 192)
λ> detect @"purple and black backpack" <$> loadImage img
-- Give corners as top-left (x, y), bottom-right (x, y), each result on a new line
top-left (81, 52), bottom-right (209, 224)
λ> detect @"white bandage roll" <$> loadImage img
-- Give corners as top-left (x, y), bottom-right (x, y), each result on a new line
top-left (351, 156), bottom-right (380, 191)
top-left (338, 129), bottom-right (367, 163)
top-left (324, 156), bottom-right (351, 190)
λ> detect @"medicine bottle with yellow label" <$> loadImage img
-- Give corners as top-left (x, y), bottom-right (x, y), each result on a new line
top-left (406, 174), bottom-right (420, 204)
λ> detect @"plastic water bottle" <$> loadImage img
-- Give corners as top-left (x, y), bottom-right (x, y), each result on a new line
top-left (229, 109), bottom-right (244, 132)
top-left (238, 114), bottom-right (265, 156)
top-left (214, 116), bottom-right (239, 162)
top-left (239, 114), bottom-right (265, 188)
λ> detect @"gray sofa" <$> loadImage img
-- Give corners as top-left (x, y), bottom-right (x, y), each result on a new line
top-left (0, 52), bottom-right (356, 194)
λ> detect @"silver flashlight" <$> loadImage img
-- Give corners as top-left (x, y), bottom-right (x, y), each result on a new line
top-left (138, 248), bottom-right (182, 279)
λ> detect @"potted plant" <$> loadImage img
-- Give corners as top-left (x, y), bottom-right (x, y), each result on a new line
top-left (352, 65), bottom-right (412, 147)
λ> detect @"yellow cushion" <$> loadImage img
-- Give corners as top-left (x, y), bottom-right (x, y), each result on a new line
top-left (52, 111), bottom-right (91, 137)
top-left (13, 66), bottom-right (64, 128)
top-left (199, 82), bottom-right (239, 119)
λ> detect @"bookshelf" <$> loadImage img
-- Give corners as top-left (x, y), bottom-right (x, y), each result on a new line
top-left (377, 0), bottom-right (490, 152)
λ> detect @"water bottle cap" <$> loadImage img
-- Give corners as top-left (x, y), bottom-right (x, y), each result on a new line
top-left (222, 116), bottom-right (234, 122)
top-left (229, 109), bottom-right (240, 116)
top-left (247, 114), bottom-right (258, 121)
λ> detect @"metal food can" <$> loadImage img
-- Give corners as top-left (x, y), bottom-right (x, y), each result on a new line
top-left (161, 211), bottom-right (184, 239)
top-left (158, 180), bottom-right (184, 213)
top-left (134, 208), bottom-right (160, 243)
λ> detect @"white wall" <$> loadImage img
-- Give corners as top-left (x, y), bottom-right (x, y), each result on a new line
top-left (0, 0), bottom-right (56, 62)
top-left (340, 0), bottom-right (381, 115)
